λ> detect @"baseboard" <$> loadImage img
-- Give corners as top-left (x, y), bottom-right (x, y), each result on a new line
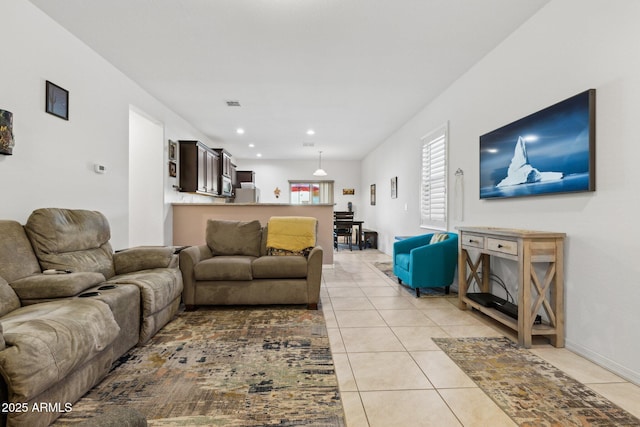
top-left (565, 339), bottom-right (640, 386)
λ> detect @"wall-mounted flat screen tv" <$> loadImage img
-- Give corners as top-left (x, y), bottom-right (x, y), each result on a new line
top-left (479, 89), bottom-right (595, 200)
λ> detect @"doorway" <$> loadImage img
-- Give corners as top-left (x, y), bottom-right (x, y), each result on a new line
top-left (128, 108), bottom-right (164, 247)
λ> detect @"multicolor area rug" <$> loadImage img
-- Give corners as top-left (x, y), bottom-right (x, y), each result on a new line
top-left (372, 261), bottom-right (457, 297)
top-left (433, 337), bottom-right (640, 427)
top-left (55, 307), bottom-right (345, 426)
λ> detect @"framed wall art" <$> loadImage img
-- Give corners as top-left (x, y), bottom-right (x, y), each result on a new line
top-left (45, 80), bottom-right (69, 120)
top-left (480, 89), bottom-right (595, 199)
top-left (391, 176), bottom-right (397, 199)
top-left (168, 140), bottom-right (177, 161)
top-left (370, 184), bottom-right (376, 205)
top-left (342, 188), bottom-right (355, 195)
top-left (169, 161), bottom-right (177, 178)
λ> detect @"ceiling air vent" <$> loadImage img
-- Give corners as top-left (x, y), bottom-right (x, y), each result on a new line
top-left (225, 100), bottom-right (241, 107)
top-left (303, 142), bottom-right (315, 147)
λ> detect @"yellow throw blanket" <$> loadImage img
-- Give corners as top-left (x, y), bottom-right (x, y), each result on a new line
top-left (267, 216), bottom-right (317, 252)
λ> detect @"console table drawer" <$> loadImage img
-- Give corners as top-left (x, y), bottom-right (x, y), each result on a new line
top-left (461, 233), bottom-right (485, 249)
top-left (487, 238), bottom-right (518, 256)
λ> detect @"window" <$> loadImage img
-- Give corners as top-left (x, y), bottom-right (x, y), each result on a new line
top-left (289, 180), bottom-right (334, 205)
top-left (420, 123), bottom-right (448, 230)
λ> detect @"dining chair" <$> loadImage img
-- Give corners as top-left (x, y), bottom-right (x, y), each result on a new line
top-left (333, 211), bottom-right (354, 251)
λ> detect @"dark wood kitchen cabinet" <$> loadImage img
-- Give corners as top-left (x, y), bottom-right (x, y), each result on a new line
top-left (213, 148), bottom-right (233, 196)
top-left (178, 140), bottom-right (219, 195)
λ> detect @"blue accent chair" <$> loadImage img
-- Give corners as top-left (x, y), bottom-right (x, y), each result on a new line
top-left (393, 232), bottom-right (458, 297)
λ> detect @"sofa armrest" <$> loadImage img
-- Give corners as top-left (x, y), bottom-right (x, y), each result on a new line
top-left (179, 245), bottom-right (212, 306)
top-left (9, 272), bottom-right (106, 300)
top-left (306, 246), bottom-right (324, 309)
top-left (113, 246), bottom-right (176, 275)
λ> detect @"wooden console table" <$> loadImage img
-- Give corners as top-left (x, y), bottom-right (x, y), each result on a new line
top-left (457, 227), bottom-right (566, 348)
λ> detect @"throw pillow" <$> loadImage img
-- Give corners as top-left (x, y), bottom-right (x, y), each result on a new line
top-left (429, 233), bottom-right (449, 244)
top-left (206, 219), bottom-right (262, 257)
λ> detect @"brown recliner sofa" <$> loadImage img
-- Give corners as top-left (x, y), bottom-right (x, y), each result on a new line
top-left (179, 218), bottom-right (323, 310)
top-left (23, 208), bottom-right (183, 344)
top-left (0, 208), bottom-right (183, 427)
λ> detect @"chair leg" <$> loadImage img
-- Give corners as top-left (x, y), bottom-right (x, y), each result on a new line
top-left (416, 288), bottom-right (420, 298)
top-left (445, 285), bottom-right (450, 295)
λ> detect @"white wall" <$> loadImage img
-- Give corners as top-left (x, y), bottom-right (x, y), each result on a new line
top-left (235, 158), bottom-right (362, 212)
top-left (0, 0), bottom-right (214, 249)
top-left (363, 0), bottom-right (640, 384)
top-left (129, 109), bottom-right (164, 247)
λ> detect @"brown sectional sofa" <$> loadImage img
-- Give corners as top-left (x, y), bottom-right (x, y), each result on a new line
top-left (179, 219), bottom-right (323, 310)
top-left (0, 208), bottom-right (183, 427)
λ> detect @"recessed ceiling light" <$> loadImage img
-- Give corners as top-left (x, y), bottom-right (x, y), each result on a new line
top-left (306, 129), bottom-right (315, 135)
top-left (236, 128), bottom-right (245, 135)
top-left (256, 153), bottom-right (262, 157)
top-left (248, 143), bottom-right (255, 148)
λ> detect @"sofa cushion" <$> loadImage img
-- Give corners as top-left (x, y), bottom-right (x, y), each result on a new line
top-left (0, 299), bottom-right (119, 401)
top-left (0, 220), bottom-right (43, 283)
top-left (396, 253), bottom-right (410, 271)
top-left (206, 220), bottom-right (262, 257)
top-left (106, 268), bottom-right (183, 316)
top-left (252, 256), bottom-right (308, 279)
top-left (25, 208), bottom-right (116, 279)
top-left (0, 276), bottom-right (20, 318)
top-left (194, 256), bottom-right (254, 281)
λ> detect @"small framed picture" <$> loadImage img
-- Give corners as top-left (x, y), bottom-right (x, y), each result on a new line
top-left (168, 140), bottom-right (177, 161)
top-left (45, 80), bottom-right (69, 120)
top-left (370, 184), bottom-right (376, 205)
top-left (169, 161), bottom-right (177, 178)
top-left (343, 188), bottom-right (355, 195)
top-left (391, 176), bottom-right (398, 199)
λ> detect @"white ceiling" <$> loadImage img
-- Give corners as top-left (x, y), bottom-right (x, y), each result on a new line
top-left (29, 0), bottom-right (549, 161)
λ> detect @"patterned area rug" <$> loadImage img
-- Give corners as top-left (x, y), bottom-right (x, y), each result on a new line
top-left (54, 307), bottom-right (345, 426)
top-left (372, 261), bottom-right (457, 297)
top-left (433, 337), bottom-right (640, 427)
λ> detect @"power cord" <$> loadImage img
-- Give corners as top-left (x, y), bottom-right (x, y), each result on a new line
top-left (470, 270), bottom-right (515, 303)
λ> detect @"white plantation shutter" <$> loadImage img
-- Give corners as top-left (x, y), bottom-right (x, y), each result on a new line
top-left (420, 124), bottom-right (448, 230)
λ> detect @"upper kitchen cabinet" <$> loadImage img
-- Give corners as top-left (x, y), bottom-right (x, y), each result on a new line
top-left (178, 140), bottom-right (219, 196)
top-left (213, 148), bottom-right (233, 197)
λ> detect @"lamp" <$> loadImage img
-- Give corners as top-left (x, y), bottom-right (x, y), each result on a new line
top-left (0, 110), bottom-right (14, 155)
top-left (313, 150), bottom-right (327, 176)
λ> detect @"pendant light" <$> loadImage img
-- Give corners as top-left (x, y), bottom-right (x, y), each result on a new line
top-left (313, 150), bottom-right (327, 176)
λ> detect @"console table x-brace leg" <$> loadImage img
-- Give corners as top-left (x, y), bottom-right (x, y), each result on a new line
top-left (530, 262), bottom-right (558, 327)
top-left (464, 251), bottom-right (490, 292)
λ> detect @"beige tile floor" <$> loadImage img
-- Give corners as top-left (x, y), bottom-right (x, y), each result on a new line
top-left (322, 249), bottom-right (640, 427)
